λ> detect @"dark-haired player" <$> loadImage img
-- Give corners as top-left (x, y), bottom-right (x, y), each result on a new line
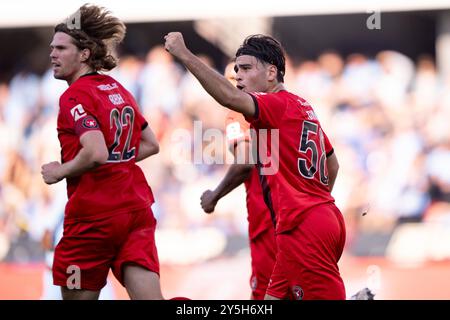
top-left (165, 32), bottom-right (346, 300)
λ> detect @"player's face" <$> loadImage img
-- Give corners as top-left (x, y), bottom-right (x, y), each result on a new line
top-left (234, 55), bottom-right (271, 93)
top-left (49, 32), bottom-right (83, 81)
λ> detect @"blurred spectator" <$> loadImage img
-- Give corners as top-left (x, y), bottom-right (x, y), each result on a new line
top-left (374, 50), bottom-right (415, 110)
top-left (109, 55), bottom-right (144, 98)
top-left (179, 54), bottom-right (228, 130)
top-left (139, 45), bottom-right (183, 117)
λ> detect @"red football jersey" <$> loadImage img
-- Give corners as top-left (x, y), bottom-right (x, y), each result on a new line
top-left (57, 73), bottom-right (154, 222)
top-left (245, 90), bottom-right (335, 234)
top-left (225, 111), bottom-right (274, 239)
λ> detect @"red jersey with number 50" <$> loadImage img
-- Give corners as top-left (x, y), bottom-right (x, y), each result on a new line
top-left (57, 73), bottom-right (154, 222)
top-left (245, 90), bottom-right (335, 234)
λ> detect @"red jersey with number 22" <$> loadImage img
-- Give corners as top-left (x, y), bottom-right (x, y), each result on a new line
top-left (246, 90), bottom-right (335, 234)
top-left (57, 74), bottom-right (154, 222)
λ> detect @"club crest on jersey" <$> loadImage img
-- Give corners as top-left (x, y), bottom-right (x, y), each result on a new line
top-left (292, 285), bottom-right (304, 300)
top-left (70, 104), bottom-right (86, 121)
top-left (82, 116), bottom-right (99, 129)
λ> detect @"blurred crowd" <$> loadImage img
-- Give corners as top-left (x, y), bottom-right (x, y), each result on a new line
top-left (0, 45), bottom-right (449, 264)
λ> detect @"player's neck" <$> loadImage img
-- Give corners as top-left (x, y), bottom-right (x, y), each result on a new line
top-left (268, 82), bottom-right (286, 93)
top-left (67, 65), bottom-right (95, 86)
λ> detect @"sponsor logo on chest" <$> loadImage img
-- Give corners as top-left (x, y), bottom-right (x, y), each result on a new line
top-left (97, 83), bottom-right (119, 91)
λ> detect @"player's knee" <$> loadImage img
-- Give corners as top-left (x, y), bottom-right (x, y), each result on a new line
top-left (123, 264), bottom-right (163, 300)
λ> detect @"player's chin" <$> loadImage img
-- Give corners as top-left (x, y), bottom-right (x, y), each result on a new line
top-left (53, 71), bottom-right (64, 80)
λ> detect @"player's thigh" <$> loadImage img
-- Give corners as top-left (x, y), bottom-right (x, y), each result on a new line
top-left (61, 287), bottom-right (100, 300)
top-left (112, 208), bottom-right (160, 287)
top-left (53, 218), bottom-right (120, 291)
top-left (278, 205), bottom-right (346, 299)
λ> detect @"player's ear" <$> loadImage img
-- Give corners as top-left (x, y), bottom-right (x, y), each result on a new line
top-left (267, 64), bottom-right (277, 82)
top-left (80, 48), bottom-right (91, 63)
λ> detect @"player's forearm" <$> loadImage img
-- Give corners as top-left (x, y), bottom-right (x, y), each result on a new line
top-left (179, 51), bottom-right (251, 116)
top-left (326, 153), bottom-right (339, 192)
top-left (59, 147), bottom-right (107, 179)
top-left (136, 126), bottom-right (160, 162)
top-left (136, 141), bottom-right (159, 162)
top-left (328, 170), bottom-right (338, 192)
top-left (212, 164), bottom-right (253, 201)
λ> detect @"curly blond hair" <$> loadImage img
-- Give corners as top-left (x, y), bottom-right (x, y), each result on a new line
top-left (55, 4), bottom-right (126, 71)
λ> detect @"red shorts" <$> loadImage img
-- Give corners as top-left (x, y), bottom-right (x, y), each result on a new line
top-left (53, 207), bottom-right (159, 291)
top-left (267, 203), bottom-right (346, 300)
top-left (249, 227), bottom-right (278, 299)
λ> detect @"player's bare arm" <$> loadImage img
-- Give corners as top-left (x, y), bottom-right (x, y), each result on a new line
top-left (164, 32), bottom-right (255, 118)
top-left (326, 152), bottom-right (339, 192)
top-left (136, 125), bottom-right (159, 162)
top-left (201, 164), bottom-right (252, 213)
top-left (200, 140), bottom-right (253, 213)
top-left (41, 130), bottom-right (108, 184)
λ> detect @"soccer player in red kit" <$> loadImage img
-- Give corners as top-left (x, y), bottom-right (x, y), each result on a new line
top-left (165, 33), bottom-right (346, 300)
top-left (200, 63), bottom-right (282, 299)
top-left (41, 5), bottom-right (163, 300)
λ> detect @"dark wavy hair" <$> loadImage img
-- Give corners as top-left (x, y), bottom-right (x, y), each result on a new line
top-left (54, 4), bottom-right (126, 71)
top-left (235, 34), bottom-right (286, 83)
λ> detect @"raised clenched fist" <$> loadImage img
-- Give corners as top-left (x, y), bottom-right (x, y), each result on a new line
top-left (164, 32), bottom-right (189, 60)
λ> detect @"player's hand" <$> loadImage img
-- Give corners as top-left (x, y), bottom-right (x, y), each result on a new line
top-left (200, 190), bottom-right (218, 214)
top-left (164, 32), bottom-right (189, 59)
top-left (41, 229), bottom-right (54, 251)
top-left (41, 161), bottom-right (63, 185)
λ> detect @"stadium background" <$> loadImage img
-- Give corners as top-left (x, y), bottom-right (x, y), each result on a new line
top-left (1, 0), bottom-right (450, 299)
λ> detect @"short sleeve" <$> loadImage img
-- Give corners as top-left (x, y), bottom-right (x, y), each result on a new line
top-left (59, 88), bottom-right (101, 137)
top-left (322, 129), bottom-right (334, 157)
top-left (244, 92), bottom-right (287, 129)
top-left (127, 93), bottom-right (148, 131)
